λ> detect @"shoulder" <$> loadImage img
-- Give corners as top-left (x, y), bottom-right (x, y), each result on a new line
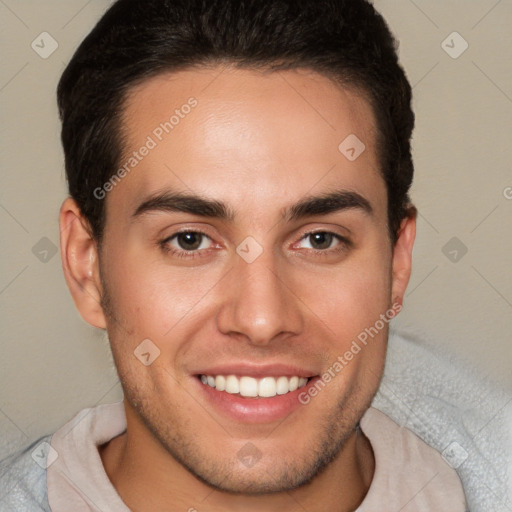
top-left (361, 407), bottom-right (464, 485)
top-left (373, 330), bottom-right (511, 510)
top-left (359, 407), bottom-right (467, 511)
top-left (0, 435), bottom-right (52, 511)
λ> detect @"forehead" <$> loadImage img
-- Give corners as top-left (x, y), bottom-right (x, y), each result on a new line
top-left (108, 65), bottom-right (386, 225)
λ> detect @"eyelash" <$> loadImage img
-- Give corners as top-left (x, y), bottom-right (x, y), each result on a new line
top-left (159, 229), bottom-right (352, 260)
top-left (159, 230), bottom-right (214, 260)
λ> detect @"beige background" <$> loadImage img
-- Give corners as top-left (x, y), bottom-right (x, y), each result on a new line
top-left (1, 0), bottom-right (511, 457)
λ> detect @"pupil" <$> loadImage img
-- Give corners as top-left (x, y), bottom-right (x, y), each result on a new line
top-left (311, 232), bottom-right (332, 250)
top-left (178, 232), bottom-right (202, 250)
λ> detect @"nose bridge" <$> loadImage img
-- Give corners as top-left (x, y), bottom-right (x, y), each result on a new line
top-left (216, 248), bottom-right (303, 345)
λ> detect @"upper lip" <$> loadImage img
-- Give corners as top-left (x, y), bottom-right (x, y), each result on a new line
top-left (193, 363), bottom-right (317, 379)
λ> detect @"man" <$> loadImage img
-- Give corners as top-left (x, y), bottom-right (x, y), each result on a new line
top-left (0, 0), bottom-right (467, 510)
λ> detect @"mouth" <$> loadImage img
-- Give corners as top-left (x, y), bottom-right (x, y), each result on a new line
top-left (194, 370), bottom-right (320, 423)
top-left (197, 374), bottom-right (311, 399)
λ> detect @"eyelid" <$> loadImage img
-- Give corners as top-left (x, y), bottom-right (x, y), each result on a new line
top-left (292, 229), bottom-right (352, 250)
top-left (161, 228), bottom-right (217, 251)
top-left (157, 228), bottom-right (212, 261)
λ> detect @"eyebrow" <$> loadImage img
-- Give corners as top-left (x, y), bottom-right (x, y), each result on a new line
top-left (131, 188), bottom-right (373, 223)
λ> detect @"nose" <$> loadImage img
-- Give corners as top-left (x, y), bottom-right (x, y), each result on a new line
top-left (216, 251), bottom-right (304, 346)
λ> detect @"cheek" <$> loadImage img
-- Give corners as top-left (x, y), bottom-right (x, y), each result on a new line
top-left (297, 248), bottom-right (391, 337)
top-left (103, 244), bottom-right (228, 338)
top-left (292, 243), bottom-right (392, 395)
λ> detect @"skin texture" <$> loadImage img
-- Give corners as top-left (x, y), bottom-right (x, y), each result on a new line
top-left (60, 65), bottom-right (416, 512)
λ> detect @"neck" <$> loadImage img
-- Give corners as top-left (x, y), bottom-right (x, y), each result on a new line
top-left (99, 402), bottom-right (375, 512)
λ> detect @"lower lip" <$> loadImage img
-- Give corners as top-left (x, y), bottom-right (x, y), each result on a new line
top-left (195, 376), bottom-right (320, 424)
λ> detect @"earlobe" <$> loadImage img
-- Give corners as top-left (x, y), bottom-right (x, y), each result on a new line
top-left (390, 207), bottom-right (417, 309)
top-left (59, 198), bottom-right (107, 329)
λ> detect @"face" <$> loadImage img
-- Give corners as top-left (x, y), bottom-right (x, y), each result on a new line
top-left (65, 65), bottom-right (414, 494)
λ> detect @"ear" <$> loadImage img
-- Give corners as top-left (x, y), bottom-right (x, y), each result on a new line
top-left (390, 207), bottom-right (417, 309)
top-left (59, 198), bottom-right (107, 329)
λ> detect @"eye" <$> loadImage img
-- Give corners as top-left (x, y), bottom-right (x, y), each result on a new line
top-left (295, 231), bottom-right (351, 254)
top-left (160, 230), bottom-right (214, 259)
top-left (159, 229), bottom-right (351, 261)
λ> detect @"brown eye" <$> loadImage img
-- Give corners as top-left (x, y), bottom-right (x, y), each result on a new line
top-left (175, 232), bottom-right (204, 251)
top-left (308, 232), bottom-right (335, 250)
top-left (294, 230), bottom-right (352, 257)
top-left (160, 230), bottom-right (214, 259)
top-left (297, 231), bottom-right (342, 251)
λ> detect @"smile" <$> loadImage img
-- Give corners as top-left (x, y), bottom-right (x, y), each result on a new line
top-left (199, 374), bottom-right (310, 398)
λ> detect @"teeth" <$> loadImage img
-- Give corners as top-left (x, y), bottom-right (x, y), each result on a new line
top-left (276, 376), bottom-right (289, 395)
top-left (200, 374), bottom-right (309, 397)
top-left (259, 377), bottom-right (278, 397)
top-left (225, 375), bottom-right (240, 394)
top-left (240, 376), bottom-right (258, 397)
top-left (215, 375), bottom-right (226, 391)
